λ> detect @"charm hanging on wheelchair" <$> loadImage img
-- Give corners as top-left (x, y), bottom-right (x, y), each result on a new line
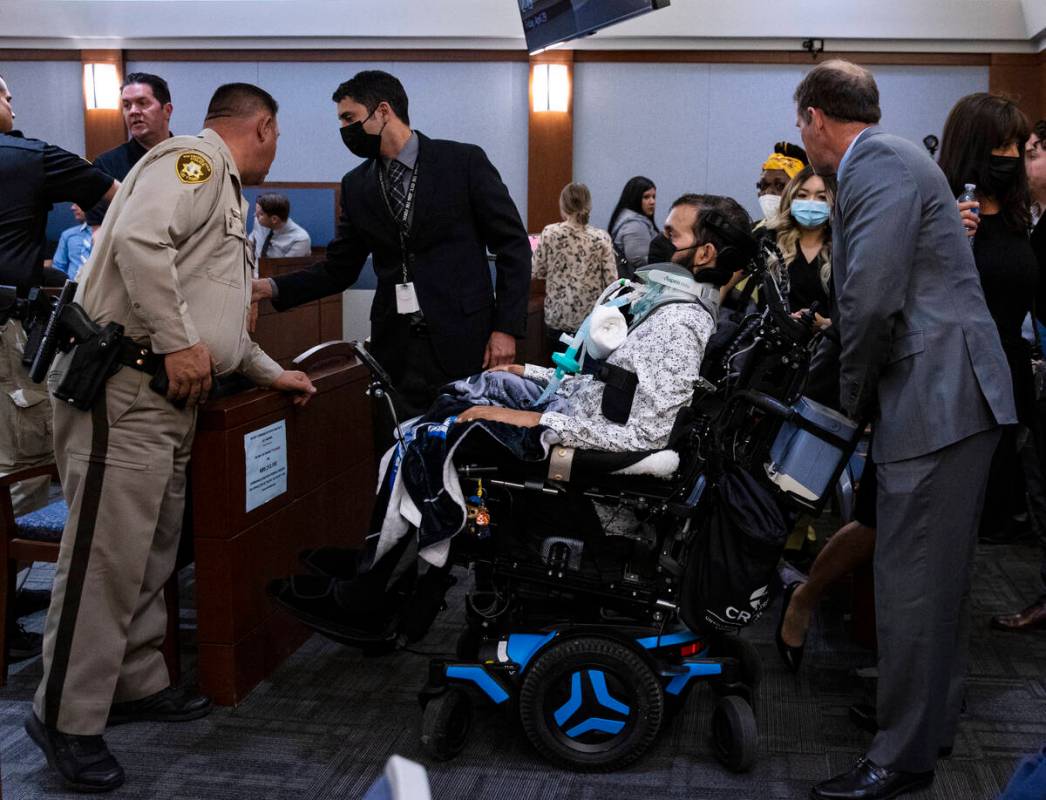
top-left (465, 479), bottom-right (491, 539)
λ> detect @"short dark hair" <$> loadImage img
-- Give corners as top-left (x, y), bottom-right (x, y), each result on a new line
top-left (1033, 119), bottom-right (1046, 145)
top-left (122, 72), bottom-right (171, 105)
top-left (205, 83), bottom-right (278, 121)
top-left (672, 194), bottom-right (754, 269)
top-left (938, 92), bottom-right (1031, 233)
top-left (331, 70), bottom-right (410, 125)
top-left (256, 193), bottom-right (290, 221)
top-left (794, 60), bottom-right (881, 125)
top-left (673, 192), bottom-right (757, 247)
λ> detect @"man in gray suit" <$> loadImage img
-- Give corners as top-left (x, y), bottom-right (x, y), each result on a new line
top-left (794, 60), bottom-right (1015, 800)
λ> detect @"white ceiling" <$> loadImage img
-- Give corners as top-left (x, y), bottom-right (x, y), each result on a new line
top-left (0, 0), bottom-right (1042, 52)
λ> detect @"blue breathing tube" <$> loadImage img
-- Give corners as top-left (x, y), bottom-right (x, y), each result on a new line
top-left (534, 281), bottom-right (637, 406)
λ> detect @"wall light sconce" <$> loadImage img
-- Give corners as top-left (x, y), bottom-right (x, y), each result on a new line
top-left (83, 63), bottom-right (121, 110)
top-left (532, 63), bottom-right (569, 113)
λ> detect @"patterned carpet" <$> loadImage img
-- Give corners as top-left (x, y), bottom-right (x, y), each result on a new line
top-left (2, 539), bottom-right (1044, 800)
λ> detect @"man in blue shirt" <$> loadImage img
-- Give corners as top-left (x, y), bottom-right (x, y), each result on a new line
top-left (50, 203), bottom-right (93, 279)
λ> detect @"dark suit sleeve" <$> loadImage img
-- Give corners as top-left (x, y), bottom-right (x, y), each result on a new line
top-left (84, 149), bottom-right (120, 227)
top-left (271, 179), bottom-right (371, 311)
top-left (41, 144), bottom-right (114, 209)
top-left (835, 147), bottom-right (922, 418)
top-left (466, 146), bottom-right (532, 337)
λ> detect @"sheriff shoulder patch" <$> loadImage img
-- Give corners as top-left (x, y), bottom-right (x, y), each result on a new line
top-left (176, 151), bottom-right (213, 184)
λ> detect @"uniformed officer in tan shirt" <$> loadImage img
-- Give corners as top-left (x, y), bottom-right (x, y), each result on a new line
top-left (27, 83), bottom-right (315, 794)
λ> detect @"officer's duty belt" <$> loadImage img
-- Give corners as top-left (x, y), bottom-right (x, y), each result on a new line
top-left (117, 339), bottom-right (164, 376)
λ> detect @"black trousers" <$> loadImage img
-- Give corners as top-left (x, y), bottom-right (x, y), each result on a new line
top-left (370, 318), bottom-right (455, 454)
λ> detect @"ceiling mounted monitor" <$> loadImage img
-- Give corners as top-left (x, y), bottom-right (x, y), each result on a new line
top-left (519, 0), bottom-right (671, 54)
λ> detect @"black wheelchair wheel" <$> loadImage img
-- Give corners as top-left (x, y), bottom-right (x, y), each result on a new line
top-left (420, 687), bottom-right (473, 761)
top-left (518, 637), bottom-right (664, 771)
top-left (711, 694), bottom-right (758, 773)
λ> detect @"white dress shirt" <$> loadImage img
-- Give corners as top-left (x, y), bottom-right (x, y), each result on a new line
top-left (250, 216), bottom-right (312, 261)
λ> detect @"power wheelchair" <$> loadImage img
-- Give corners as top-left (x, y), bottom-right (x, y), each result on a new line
top-left (344, 248), bottom-right (860, 774)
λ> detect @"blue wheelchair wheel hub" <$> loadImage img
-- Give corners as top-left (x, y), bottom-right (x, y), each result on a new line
top-left (548, 668), bottom-right (634, 745)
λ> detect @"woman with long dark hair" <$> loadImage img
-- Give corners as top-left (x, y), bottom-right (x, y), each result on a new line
top-left (938, 92), bottom-right (1041, 543)
top-left (608, 175), bottom-right (657, 272)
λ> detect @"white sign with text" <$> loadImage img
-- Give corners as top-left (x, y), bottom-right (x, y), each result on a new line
top-left (244, 420), bottom-right (288, 512)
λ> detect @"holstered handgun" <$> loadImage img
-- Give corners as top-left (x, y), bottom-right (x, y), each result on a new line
top-left (22, 282), bottom-right (78, 382)
top-left (53, 321), bottom-right (126, 411)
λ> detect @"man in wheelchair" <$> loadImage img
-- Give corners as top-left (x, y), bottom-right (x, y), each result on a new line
top-left (268, 192), bottom-right (860, 772)
top-left (269, 194), bottom-right (754, 640)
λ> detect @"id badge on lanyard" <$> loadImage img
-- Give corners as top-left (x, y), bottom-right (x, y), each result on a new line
top-left (380, 163), bottom-right (421, 315)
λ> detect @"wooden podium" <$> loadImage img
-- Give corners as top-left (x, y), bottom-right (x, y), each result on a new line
top-left (190, 342), bottom-right (376, 705)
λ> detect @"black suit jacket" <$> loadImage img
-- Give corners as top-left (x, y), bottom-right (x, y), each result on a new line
top-left (272, 132), bottom-right (531, 379)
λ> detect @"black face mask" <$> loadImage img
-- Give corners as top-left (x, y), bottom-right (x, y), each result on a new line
top-left (985, 154), bottom-right (1022, 194)
top-left (648, 234), bottom-right (696, 266)
top-left (694, 261), bottom-right (736, 287)
top-left (340, 110), bottom-right (385, 159)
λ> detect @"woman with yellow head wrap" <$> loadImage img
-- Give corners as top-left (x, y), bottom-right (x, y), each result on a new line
top-left (757, 141), bottom-right (808, 219)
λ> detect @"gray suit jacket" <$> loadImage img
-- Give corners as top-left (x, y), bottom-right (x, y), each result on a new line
top-left (832, 127), bottom-right (1016, 463)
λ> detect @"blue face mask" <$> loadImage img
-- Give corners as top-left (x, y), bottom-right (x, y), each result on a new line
top-left (790, 199), bottom-right (831, 229)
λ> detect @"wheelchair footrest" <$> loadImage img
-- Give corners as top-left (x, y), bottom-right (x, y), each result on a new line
top-left (661, 656), bottom-right (728, 694)
top-left (425, 660), bottom-right (514, 706)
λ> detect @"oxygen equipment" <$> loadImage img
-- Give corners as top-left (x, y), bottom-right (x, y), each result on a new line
top-left (534, 264), bottom-right (705, 405)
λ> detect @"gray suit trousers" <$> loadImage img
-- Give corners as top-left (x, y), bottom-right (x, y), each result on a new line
top-left (869, 427), bottom-right (1000, 773)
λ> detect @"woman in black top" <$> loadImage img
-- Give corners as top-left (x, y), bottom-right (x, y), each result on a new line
top-left (764, 165), bottom-right (834, 319)
top-left (939, 92), bottom-right (1040, 542)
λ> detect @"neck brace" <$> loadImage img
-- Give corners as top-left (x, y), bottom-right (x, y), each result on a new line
top-left (630, 263), bottom-right (719, 327)
top-left (534, 265), bottom-right (717, 406)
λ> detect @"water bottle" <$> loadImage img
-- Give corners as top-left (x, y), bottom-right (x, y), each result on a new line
top-left (958, 183), bottom-right (978, 247)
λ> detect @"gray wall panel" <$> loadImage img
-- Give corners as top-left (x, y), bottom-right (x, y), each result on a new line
top-left (576, 62), bottom-right (990, 226)
top-left (873, 65), bottom-right (990, 149)
top-left (128, 60), bottom-right (529, 218)
top-left (705, 63), bottom-right (809, 220)
top-left (1, 61), bottom-right (85, 155)
top-left (30, 58), bottom-right (988, 244)
top-left (125, 60), bottom-right (261, 135)
top-left (574, 62), bottom-right (713, 234)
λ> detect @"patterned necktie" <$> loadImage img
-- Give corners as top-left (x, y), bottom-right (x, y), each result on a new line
top-left (386, 160), bottom-right (409, 220)
top-left (260, 228), bottom-right (275, 259)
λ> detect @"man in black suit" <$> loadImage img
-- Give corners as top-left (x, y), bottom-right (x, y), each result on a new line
top-left (251, 70), bottom-right (531, 416)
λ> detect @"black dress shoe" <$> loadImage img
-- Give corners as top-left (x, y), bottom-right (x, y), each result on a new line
top-left (811, 756), bottom-right (933, 799)
top-left (10, 621), bottom-right (43, 662)
top-left (298, 547), bottom-right (361, 580)
top-left (776, 581), bottom-right (806, 673)
top-left (25, 712), bottom-right (125, 793)
top-left (108, 686), bottom-right (211, 726)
